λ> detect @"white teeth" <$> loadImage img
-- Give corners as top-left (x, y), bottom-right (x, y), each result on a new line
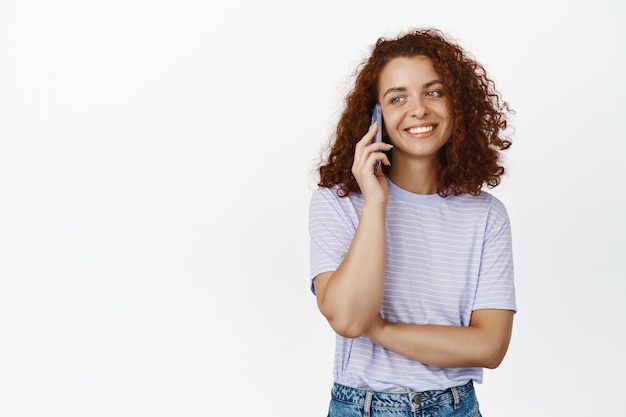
top-left (407, 125), bottom-right (434, 134)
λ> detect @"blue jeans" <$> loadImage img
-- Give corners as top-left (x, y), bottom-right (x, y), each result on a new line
top-left (327, 380), bottom-right (482, 417)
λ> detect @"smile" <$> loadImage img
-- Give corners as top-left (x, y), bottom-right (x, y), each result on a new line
top-left (406, 125), bottom-right (436, 134)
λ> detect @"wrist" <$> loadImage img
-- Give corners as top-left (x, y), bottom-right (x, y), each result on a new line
top-left (360, 201), bottom-right (388, 218)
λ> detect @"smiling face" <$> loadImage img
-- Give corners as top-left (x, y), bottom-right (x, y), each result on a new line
top-left (377, 55), bottom-right (453, 169)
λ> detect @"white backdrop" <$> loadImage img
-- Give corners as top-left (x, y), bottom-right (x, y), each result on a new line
top-left (1, 1), bottom-right (625, 416)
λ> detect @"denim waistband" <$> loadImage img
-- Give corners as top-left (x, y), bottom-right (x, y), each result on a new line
top-left (331, 380), bottom-right (474, 412)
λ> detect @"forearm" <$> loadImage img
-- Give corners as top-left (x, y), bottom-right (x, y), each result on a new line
top-left (317, 203), bottom-right (387, 338)
top-left (365, 310), bottom-right (513, 368)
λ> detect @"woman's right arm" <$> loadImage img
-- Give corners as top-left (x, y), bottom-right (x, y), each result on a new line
top-left (314, 124), bottom-right (392, 338)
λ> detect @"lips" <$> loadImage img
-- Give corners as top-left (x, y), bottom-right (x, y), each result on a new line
top-left (406, 124), bottom-right (437, 135)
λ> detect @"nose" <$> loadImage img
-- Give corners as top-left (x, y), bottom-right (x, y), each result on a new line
top-left (410, 97), bottom-right (428, 118)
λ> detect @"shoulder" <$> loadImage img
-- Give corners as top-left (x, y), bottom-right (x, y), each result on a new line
top-left (477, 192), bottom-right (509, 220)
top-left (309, 186), bottom-right (364, 230)
top-left (451, 191), bottom-right (509, 216)
top-left (310, 186), bottom-right (364, 211)
top-left (464, 192), bottom-right (512, 239)
top-left (438, 192), bottom-right (510, 234)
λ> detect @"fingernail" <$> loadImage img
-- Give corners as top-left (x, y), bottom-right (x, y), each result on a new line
top-left (369, 122), bottom-right (378, 130)
top-left (387, 144), bottom-right (394, 148)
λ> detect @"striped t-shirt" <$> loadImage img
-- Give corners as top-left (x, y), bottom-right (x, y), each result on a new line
top-left (309, 179), bottom-right (516, 392)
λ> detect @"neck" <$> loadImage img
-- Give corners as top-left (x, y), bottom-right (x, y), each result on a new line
top-left (387, 157), bottom-right (440, 195)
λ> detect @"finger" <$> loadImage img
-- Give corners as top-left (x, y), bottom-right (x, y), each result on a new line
top-left (375, 154), bottom-right (392, 176)
top-left (354, 125), bottom-right (386, 167)
top-left (353, 149), bottom-right (389, 177)
top-left (365, 141), bottom-right (393, 153)
top-left (353, 135), bottom-right (372, 170)
top-left (354, 140), bottom-right (392, 168)
top-left (355, 123), bottom-right (379, 150)
top-left (368, 151), bottom-right (391, 173)
top-left (358, 142), bottom-right (393, 171)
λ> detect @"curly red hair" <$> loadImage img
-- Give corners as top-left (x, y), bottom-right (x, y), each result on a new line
top-left (318, 28), bottom-right (513, 197)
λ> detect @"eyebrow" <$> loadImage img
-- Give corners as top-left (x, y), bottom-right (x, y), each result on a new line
top-left (382, 80), bottom-right (444, 98)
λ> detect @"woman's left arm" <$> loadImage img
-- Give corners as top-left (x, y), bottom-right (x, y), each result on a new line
top-left (365, 309), bottom-right (514, 369)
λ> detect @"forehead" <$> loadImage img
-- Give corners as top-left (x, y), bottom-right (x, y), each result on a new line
top-left (378, 56), bottom-right (440, 87)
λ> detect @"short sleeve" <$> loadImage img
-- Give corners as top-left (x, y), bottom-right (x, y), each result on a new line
top-left (473, 198), bottom-right (517, 312)
top-left (308, 188), bottom-right (359, 294)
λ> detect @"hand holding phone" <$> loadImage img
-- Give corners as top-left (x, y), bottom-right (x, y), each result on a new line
top-left (370, 104), bottom-right (383, 173)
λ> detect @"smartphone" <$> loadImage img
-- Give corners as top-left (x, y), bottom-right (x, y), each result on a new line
top-left (370, 103), bottom-right (383, 173)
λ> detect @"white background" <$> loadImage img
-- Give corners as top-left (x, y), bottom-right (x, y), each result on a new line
top-left (1, 1), bottom-right (625, 416)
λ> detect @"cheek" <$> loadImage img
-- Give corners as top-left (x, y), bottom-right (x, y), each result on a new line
top-left (380, 113), bottom-right (394, 138)
top-left (439, 106), bottom-right (454, 131)
top-left (442, 120), bottom-right (454, 139)
top-left (382, 111), bottom-right (402, 131)
top-left (439, 102), bottom-right (453, 119)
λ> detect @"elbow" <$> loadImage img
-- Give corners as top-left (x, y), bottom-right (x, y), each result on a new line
top-left (328, 318), bottom-right (369, 339)
top-left (483, 355), bottom-right (504, 370)
top-left (318, 302), bottom-right (372, 338)
top-left (480, 343), bottom-right (510, 369)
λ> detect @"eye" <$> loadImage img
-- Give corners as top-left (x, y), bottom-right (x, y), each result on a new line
top-left (389, 96), bottom-right (405, 105)
top-left (426, 90), bottom-right (443, 98)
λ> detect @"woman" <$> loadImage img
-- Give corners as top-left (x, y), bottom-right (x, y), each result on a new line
top-left (309, 28), bottom-right (516, 416)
